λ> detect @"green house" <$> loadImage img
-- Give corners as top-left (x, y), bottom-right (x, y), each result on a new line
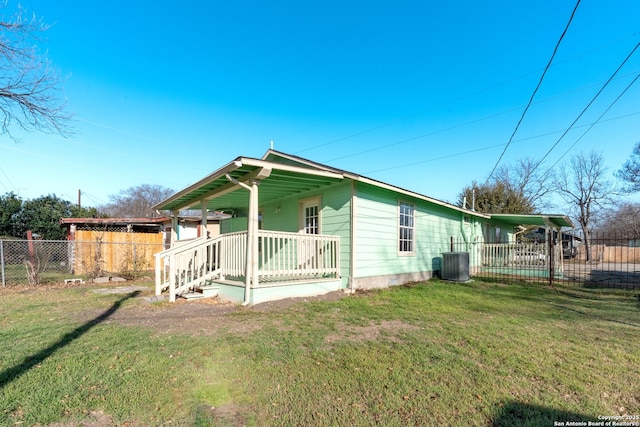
top-left (153, 150), bottom-right (572, 305)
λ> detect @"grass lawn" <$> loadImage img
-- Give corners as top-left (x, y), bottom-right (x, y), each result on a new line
top-left (0, 279), bottom-right (638, 426)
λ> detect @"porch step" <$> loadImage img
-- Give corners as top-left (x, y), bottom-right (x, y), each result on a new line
top-left (179, 285), bottom-right (220, 301)
top-left (180, 291), bottom-right (207, 300)
top-left (197, 284), bottom-right (220, 298)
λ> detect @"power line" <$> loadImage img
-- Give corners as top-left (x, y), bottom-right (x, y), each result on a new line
top-left (361, 110), bottom-right (640, 175)
top-left (532, 41), bottom-right (640, 172)
top-left (317, 72), bottom-right (639, 165)
top-left (0, 163), bottom-right (15, 193)
top-left (291, 31), bottom-right (638, 158)
top-left (540, 71), bottom-right (640, 175)
top-left (485, 0), bottom-right (582, 181)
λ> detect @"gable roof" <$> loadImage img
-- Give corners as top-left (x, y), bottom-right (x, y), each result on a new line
top-left (154, 149), bottom-right (489, 219)
top-left (263, 150), bottom-right (494, 218)
top-left (153, 155), bottom-right (344, 212)
top-left (154, 150), bottom-right (573, 228)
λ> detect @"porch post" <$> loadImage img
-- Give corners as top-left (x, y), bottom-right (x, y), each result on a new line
top-left (225, 167), bottom-right (271, 305)
top-left (249, 180), bottom-right (260, 289)
top-left (200, 200), bottom-right (208, 238)
top-left (171, 210), bottom-right (179, 245)
top-left (242, 179), bottom-right (260, 305)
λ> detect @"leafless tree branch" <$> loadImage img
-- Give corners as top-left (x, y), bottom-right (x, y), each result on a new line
top-left (0, 3), bottom-right (72, 140)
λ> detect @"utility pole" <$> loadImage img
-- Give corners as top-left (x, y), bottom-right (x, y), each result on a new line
top-left (77, 189), bottom-right (81, 208)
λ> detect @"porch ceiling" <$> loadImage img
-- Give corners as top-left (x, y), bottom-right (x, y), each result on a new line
top-left (155, 160), bottom-right (344, 212)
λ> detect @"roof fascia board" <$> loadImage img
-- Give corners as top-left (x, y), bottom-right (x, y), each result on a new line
top-left (180, 166), bottom-right (273, 211)
top-left (262, 150), bottom-right (486, 218)
top-left (261, 149), bottom-right (346, 174)
top-left (153, 159), bottom-right (244, 210)
top-left (354, 175), bottom-right (490, 219)
top-left (241, 157), bottom-right (344, 179)
top-left (489, 213), bottom-right (575, 228)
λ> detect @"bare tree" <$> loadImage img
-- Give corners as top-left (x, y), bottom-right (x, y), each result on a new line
top-left (615, 141), bottom-right (640, 193)
top-left (458, 157), bottom-right (553, 213)
top-left (101, 184), bottom-right (174, 218)
top-left (596, 202), bottom-right (640, 242)
top-left (493, 157), bottom-right (554, 211)
top-left (555, 151), bottom-right (613, 262)
top-left (0, 4), bottom-right (71, 138)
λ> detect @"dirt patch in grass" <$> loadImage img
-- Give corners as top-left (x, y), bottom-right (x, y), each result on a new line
top-left (48, 410), bottom-right (119, 427)
top-left (324, 319), bottom-right (421, 344)
top-left (77, 289), bottom-right (350, 337)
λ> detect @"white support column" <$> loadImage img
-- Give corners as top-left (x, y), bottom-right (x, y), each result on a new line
top-left (249, 180), bottom-right (260, 289)
top-left (200, 200), bottom-right (208, 238)
top-left (171, 210), bottom-right (179, 246)
top-left (349, 180), bottom-right (356, 292)
top-left (225, 167), bottom-right (271, 305)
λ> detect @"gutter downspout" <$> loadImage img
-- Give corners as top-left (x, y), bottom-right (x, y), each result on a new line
top-left (225, 174), bottom-right (254, 306)
top-left (349, 180), bottom-right (357, 293)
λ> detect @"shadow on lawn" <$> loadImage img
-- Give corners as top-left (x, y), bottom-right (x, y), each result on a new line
top-left (492, 401), bottom-right (599, 427)
top-left (0, 290), bottom-right (140, 389)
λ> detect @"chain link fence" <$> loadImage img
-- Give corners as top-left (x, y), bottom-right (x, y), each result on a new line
top-left (0, 239), bottom-right (164, 286)
top-left (4, 232), bottom-right (640, 290)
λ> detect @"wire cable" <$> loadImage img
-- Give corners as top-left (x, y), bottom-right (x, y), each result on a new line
top-left (485, 0), bottom-right (582, 181)
top-left (361, 110), bottom-right (640, 175)
top-left (317, 71), bottom-right (639, 165)
top-left (533, 41), bottom-right (640, 172)
top-left (540, 71), bottom-right (640, 175)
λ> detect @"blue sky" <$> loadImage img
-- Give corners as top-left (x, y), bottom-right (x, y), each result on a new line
top-left (1, 0), bottom-right (639, 209)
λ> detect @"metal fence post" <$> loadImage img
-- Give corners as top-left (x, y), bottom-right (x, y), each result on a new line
top-left (548, 229), bottom-right (555, 286)
top-left (1, 240), bottom-right (5, 287)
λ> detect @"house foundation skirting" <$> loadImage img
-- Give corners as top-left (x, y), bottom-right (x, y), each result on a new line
top-left (212, 278), bottom-right (343, 305)
top-left (352, 271), bottom-right (434, 290)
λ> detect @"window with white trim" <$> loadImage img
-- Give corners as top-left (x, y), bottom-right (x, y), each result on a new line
top-left (398, 201), bottom-right (415, 253)
top-left (299, 196), bottom-right (321, 234)
top-left (304, 205), bottom-right (319, 234)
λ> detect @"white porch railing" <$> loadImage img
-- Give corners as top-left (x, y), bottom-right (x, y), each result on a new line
top-left (482, 243), bottom-right (548, 267)
top-left (258, 230), bottom-right (340, 281)
top-left (155, 231), bottom-right (340, 302)
top-left (155, 235), bottom-right (223, 302)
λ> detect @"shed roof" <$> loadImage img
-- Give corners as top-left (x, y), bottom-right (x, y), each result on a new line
top-left (60, 217), bottom-right (168, 226)
top-left (488, 214), bottom-right (574, 228)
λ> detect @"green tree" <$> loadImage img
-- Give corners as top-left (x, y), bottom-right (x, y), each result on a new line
top-left (458, 157), bottom-right (551, 214)
top-left (458, 181), bottom-right (535, 214)
top-left (615, 141), bottom-right (640, 192)
top-left (69, 204), bottom-right (99, 218)
top-left (15, 194), bottom-right (74, 240)
top-left (0, 191), bottom-right (22, 236)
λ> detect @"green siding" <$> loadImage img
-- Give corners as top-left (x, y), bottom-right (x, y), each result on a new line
top-left (353, 182), bottom-right (482, 279)
top-left (220, 217), bottom-right (248, 234)
top-left (217, 178), bottom-right (514, 288)
top-left (260, 181), bottom-right (352, 288)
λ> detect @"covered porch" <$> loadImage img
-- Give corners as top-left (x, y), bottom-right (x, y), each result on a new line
top-left (480, 214), bottom-right (574, 280)
top-left (155, 230), bottom-right (340, 304)
top-left (152, 154), bottom-right (347, 304)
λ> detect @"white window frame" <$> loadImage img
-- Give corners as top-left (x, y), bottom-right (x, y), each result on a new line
top-left (299, 196), bottom-right (321, 234)
top-left (398, 200), bottom-right (415, 255)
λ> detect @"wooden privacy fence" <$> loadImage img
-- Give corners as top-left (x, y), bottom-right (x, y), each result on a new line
top-left (574, 245), bottom-right (640, 263)
top-left (72, 230), bottom-right (163, 275)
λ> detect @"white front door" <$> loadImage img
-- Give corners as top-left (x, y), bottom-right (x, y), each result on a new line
top-left (299, 197), bottom-right (321, 270)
